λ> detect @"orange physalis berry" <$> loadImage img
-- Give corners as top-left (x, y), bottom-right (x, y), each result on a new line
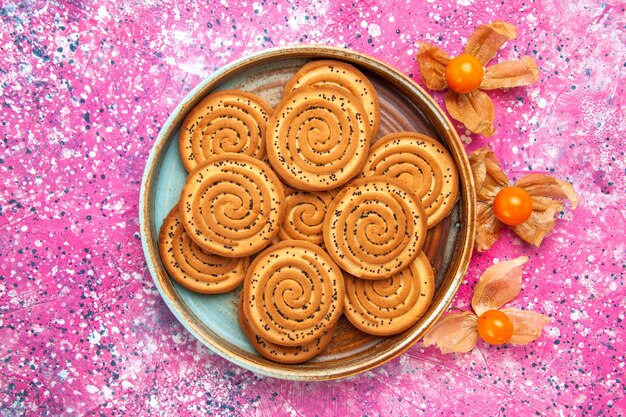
top-left (477, 310), bottom-right (514, 345)
top-left (493, 186), bottom-right (533, 226)
top-left (445, 54), bottom-right (484, 94)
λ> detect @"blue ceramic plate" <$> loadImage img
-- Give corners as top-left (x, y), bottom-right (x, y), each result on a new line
top-left (139, 45), bottom-right (475, 380)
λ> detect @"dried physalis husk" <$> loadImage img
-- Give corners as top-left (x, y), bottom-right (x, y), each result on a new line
top-left (445, 89), bottom-right (496, 137)
top-left (423, 257), bottom-right (550, 354)
top-left (422, 311), bottom-right (478, 354)
top-left (415, 42), bottom-right (451, 91)
top-left (415, 21), bottom-right (539, 137)
top-left (480, 56), bottom-right (540, 90)
top-left (499, 308), bottom-right (551, 344)
top-left (468, 147), bottom-right (509, 251)
top-left (469, 146), bottom-right (579, 251)
top-left (471, 256), bottom-right (527, 317)
top-left (510, 174), bottom-right (579, 247)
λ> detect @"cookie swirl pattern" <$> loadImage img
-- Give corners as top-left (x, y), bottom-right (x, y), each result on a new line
top-left (362, 132), bottom-right (459, 228)
top-left (343, 251), bottom-right (435, 336)
top-left (179, 90), bottom-right (272, 172)
top-left (278, 189), bottom-right (336, 244)
top-left (238, 293), bottom-right (335, 364)
top-left (267, 85), bottom-right (371, 191)
top-left (158, 205), bottom-right (249, 293)
top-left (284, 59), bottom-right (380, 138)
top-left (243, 240), bottom-right (345, 347)
top-left (179, 154), bottom-right (285, 257)
top-left (323, 177), bottom-right (427, 279)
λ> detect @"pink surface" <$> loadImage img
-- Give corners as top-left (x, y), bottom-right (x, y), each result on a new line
top-left (1, 0), bottom-right (624, 416)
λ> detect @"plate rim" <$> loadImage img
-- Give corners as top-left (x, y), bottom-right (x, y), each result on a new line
top-left (139, 45), bottom-right (476, 381)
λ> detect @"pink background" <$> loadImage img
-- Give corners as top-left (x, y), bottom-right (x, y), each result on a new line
top-left (1, 0), bottom-right (624, 415)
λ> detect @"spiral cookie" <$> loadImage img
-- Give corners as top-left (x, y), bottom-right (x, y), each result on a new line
top-left (238, 293), bottom-right (336, 364)
top-left (323, 176), bottom-right (427, 280)
top-left (266, 85), bottom-right (371, 191)
top-left (243, 240), bottom-right (345, 347)
top-left (179, 154), bottom-right (285, 257)
top-left (343, 251), bottom-right (435, 336)
top-left (362, 132), bottom-right (459, 229)
top-left (158, 205), bottom-right (249, 293)
top-left (284, 60), bottom-right (380, 138)
top-left (278, 189), bottom-right (336, 245)
top-left (179, 90), bottom-right (272, 172)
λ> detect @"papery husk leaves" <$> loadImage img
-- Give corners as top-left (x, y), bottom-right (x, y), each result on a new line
top-left (511, 174), bottom-right (579, 246)
top-left (469, 147), bottom-right (509, 251)
top-left (422, 311), bottom-right (479, 354)
top-left (510, 197), bottom-right (559, 246)
top-left (415, 42), bottom-right (451, 91)
top-left (445, 90), bottom-right (496, 137)
top-left (475, 202), bottom-right (504, 252)
top-left (515, 174), bottom-right (579, 210)
top-left (500, 308), bottom-right (550, 344)
top-left (481, 56), bottom-right (540, 90)
top-left (472, 256), bottom-right (528, 317)
top-left (470, 153), bottom-right (488, 192)
top-left (468, 147), bottom-right (509, 200)
top-left (464, 21), bottom-right (517, 65)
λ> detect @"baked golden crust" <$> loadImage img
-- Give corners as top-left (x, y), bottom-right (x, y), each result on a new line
top-left (266, 85), bottom-right (371, 191)
top-left (284, 59), bottom-right (380, 138)
top-left (179, 154), bottom-right (285, 257)
top-left (343, 251), bottom-right (435, 336)
top-left (179, 90), bottom-right (272, 172)
top-left (238, 292), bottom-right (335, 364)
top-left (323, 176), bottom-right (427, 280)
top-left (158, 205), bottom-right (249, 293)
top-left (242, 240), bottom-right (344, 347)
top-left (278, 189), bottom-right (336, 244)
top-left (362, 132), bottom-right (459, 228)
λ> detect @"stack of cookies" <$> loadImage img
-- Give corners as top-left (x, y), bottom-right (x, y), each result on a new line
top-left (158, 60), bottom-right (459, 364)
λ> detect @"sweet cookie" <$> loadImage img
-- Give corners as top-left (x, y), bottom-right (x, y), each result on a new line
top-left (361, 132), bottom-right (459, 228)
top-left (158, 205), bottom-right (249, 293)
top-left (243, 240), bottom-right (345, 347)
top-left (323, 176), bottom-right (427, 279)
top-left (238, 293), bottom-right (335, 364)
top-left (179, 153), bottom-right (285, 257)
top-left (285, 59), bottom-right (380, 138)
top-left (179, 90), bottom-right (272, 172)
top-left (343, 251), bottom-right (435, 336)
top-left (278, 188), bottom-right (336, 245)
top-left (266, 85), bottom-right (371, 191)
